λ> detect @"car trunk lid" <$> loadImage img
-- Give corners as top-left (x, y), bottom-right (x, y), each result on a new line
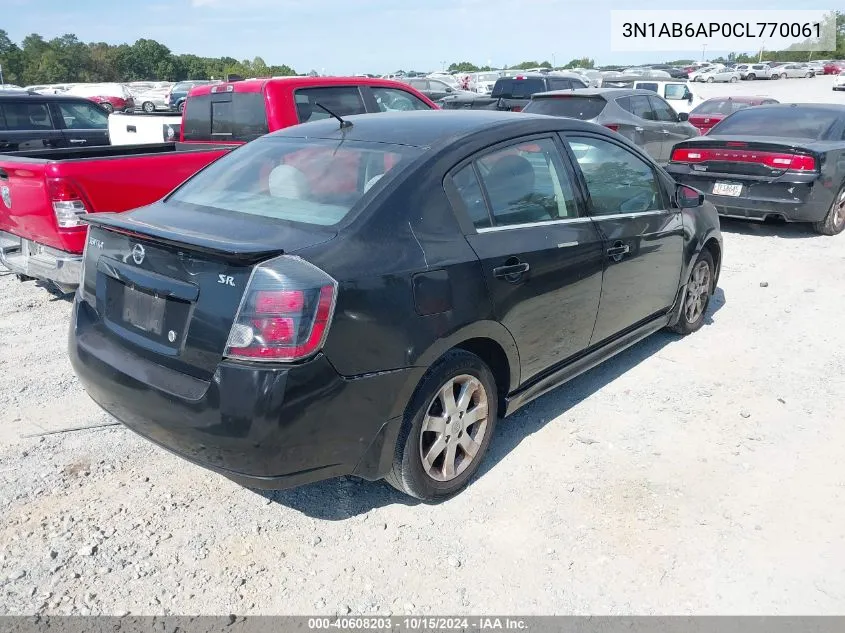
top-left (668, 136), bottom-right (822, 178)
top-left (81, 201), bottom-right (336, 380)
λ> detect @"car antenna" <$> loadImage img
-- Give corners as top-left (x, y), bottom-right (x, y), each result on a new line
top-left (314, 102), bottom-right (352, 129)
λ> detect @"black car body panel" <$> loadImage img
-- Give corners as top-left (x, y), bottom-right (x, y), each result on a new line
top-left (666, 104), bottom-right (845, 223)
top-left (0, 92), bottom-right (110, 151)
top-left (439, 74), bottom-right (588, 112)
top-left (69, 110), bottom-right (722, 491)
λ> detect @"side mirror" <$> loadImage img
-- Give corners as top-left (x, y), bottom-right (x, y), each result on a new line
top-left (687, 93), bottom-right (694, 103)
top-left (446, 87), bottom-right (453, 93)
top-left (676, 184), bottom-right (704, 208)
top-left (678, 112), bottom-right (689, 122)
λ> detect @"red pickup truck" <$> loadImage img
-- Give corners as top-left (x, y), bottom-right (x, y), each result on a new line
top-left (0, 77), bottom-right (435, 292)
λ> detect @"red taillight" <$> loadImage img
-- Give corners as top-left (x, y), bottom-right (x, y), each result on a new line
top-left (46, 177), bottom-right (89, 228)
top-left (225, 256), bottom-right (337, 362)
top-left (603, 123), bottom-right (620, 132)
top-left (669, 147), bottom-right (817, 171)
top-left (511, 106), bottom-right (523, 112)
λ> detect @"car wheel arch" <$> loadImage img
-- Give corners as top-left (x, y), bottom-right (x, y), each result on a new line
top-left (393, 321), bottom-right (521, 419)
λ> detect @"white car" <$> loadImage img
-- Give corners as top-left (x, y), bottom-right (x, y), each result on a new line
top-left (774, 63), bottom-right (814, 79)
top-left (833, 71), bottom-right (845, 91)
top-left (690, 67), bottom-right (740, 83)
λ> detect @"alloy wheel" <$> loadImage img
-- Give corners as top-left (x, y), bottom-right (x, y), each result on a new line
top-left (419, 374), bottom-right (489, 482)
top-left (833, 189), bottom-right (845, 231)
top-left (684, 260), bottom-right (711, 324)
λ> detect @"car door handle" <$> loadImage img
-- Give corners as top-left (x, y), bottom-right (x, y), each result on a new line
top-left (68, 139), bottom-right (87, 144)
top-left (493, 262), bottom-right (530, 280)
top-left (606, 242), bottom-right (630, 258)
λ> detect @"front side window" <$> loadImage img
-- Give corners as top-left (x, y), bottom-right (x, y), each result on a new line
top-left (637, 82), bottom-right (658, 93)
top-left (649, 96), bottom-right (678, 122)
top-left (57, 102), bottom-right (108, 129)
top-left (168, 137), bottom-right (422, 227)
top-left (473, 138), bottom-right (578, 227)
top-left (293, 87), bottom-right (366, 123)
top-left (567, 136), bottom-right (662, 216)
top-left (370, 87), bottom-right (432, 112)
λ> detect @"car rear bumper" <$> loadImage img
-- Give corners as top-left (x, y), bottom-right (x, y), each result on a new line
top-left (0, 231), bottom-right (82, 289)
top-left (68, 297), bottom-right (419, 490)
top-left (666, 171), bottom-right (831, 223)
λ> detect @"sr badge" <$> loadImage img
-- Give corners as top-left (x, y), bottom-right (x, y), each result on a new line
top-left (1, 186), bottom-right (11, 209)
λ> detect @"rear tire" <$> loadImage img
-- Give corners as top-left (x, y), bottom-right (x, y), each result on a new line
top-left (747, 73), bottom-right (756, 80)
top-left (385, 350), bottom-right (499, 501)
top-left (813, 187), bottom-right (845, 236)
top-left (707, 77), bottom-right (715, 83)
top-left (669, 249), bottom-right (715, 335)
top-left (730, 76), bottom-right (738, 83)
top-left (101, 102), bottom-right (114, 113)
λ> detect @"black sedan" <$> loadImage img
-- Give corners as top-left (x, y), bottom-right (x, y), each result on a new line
top-left (667, 103), bottom-right (845, 235)
top-left (68, 110), bottom-right (722, 501)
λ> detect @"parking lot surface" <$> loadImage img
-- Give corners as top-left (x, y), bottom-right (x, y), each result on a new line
top-left (1, 78), bottom-right (844, 616)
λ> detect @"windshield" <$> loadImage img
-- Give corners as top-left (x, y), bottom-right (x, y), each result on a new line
top-left (523, 96), bottom-right (607, 119)
top-left (710, 107), bottom-right (839, 139)
top-left (168, 137), bottom-right (423, 226)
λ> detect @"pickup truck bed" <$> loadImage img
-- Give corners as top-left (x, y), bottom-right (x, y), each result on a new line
top-left (0, 142), bottom-right (231, 291)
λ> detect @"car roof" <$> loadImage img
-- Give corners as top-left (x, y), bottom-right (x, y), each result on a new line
top-left (0, 92), bottom-right (103, 103)
top-left (532, 87), bottom-right (656, 98)
top-left (189, 76), bottom-right (427, 97)
top-left (749, 103), bottom-right (845, 112)
top-left (270, 109), bottom-right (599, 148)
top-left (698, 96), bottom-right (773, 104)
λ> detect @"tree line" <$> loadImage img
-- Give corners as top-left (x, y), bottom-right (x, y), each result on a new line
top-left (0, 31), bottom-right (297, 86)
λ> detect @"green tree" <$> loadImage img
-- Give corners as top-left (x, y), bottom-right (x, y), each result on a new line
top-left (448, 61), bottom-right (479, 72)
top-left (563, 57), bottom-right (595, 69)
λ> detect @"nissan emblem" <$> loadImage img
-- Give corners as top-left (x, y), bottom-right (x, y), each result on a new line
top-left (131, 243), bottom-right (145, 265)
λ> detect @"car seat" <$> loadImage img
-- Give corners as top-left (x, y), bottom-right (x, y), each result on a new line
top-left (268, 165), bottom-right (309, 199)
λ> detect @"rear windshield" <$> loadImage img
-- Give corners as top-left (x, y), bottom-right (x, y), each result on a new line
top-left (491, 78), bottom-right (546, 98)
top-left (182, 92), bottom-right (269, 143)
top-left (523, 96), bottom-right (607, 119)
top-left (167, 137), bottom-right (423, 226)
top-left (710, 107), bottom-right (840, 139)
top-left (692, 100), bottom-right (753, 115)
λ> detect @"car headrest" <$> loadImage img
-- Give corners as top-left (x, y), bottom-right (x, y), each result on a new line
top-left (268, 165), bottom-right (308, 199)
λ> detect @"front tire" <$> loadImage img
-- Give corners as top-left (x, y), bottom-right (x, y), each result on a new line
top-left (707, 77), bottom-right (715, 83)
top-left (385, 350), bottom-right (498, 501)
top-left (101, 102), bottom-right (114, 113)
top-left (747, 73), bottom-right (756, 80)
top-left (178, 101), bottom-right (186, 114)
top-left (142, 101), bottom-right (155, 113)
top-left (813, 187), bottom-right (845, 236)
top-left (730, 76), bottom-right (738, 83)
top-left (670, 249), bottom-right (715, 335)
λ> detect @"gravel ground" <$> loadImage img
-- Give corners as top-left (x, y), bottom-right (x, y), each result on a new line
top-left (1, 221), bottom-right (844, 616)
top-left (1, 79), bottom-right (844, 616)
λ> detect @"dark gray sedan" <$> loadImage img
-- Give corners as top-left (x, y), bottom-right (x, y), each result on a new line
top-left (522, 88), bottom-right (700, 163)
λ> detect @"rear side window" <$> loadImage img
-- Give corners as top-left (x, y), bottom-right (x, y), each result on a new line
top-left (710, 107), bottom-right (839, 139)
top-left (451, 165), bottom-right (491, 229)
top-left (183, 92), bottom-right (269, 142)
top-left (622, 95), bottom-right (655, 120)
top-left (636, 82), bottom-right (658, 93)
top-left (0, 102), bottom-right (53, 131)
top-left (294, 87), bottom-right (366, 123)
top-left (547, 78), bottom-right (573, 91)
top-left (491, 78), bottom-right (545, 98)
top-left (523, 96), bottom-right (607, 119)
top-left (474, 138), bottom-right (578, 227)
top-left (167, 137), bottom-right (422, 226)
top-left (692, 100), bottom-right (753, 115)
top-left (370, 87), bottom-right (432, 112)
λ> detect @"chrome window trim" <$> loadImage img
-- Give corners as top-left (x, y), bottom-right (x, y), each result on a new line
top-left (475, 216), bottom-right (593, 233)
